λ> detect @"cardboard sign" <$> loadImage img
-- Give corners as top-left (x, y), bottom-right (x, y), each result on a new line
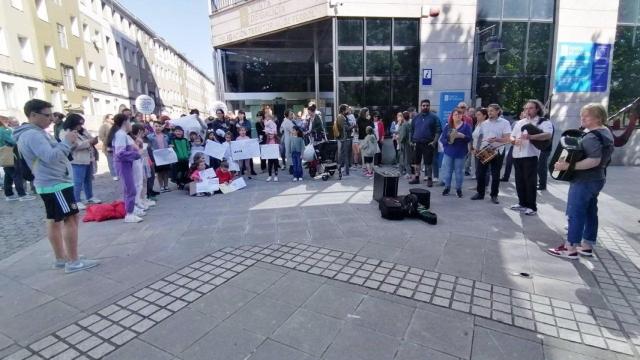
top-left (196, 168), bottom-right (219, 193)
top-left (219, 177), bottom-right (247, 194)
top-left (260, 144), bottom-right (280, 159)
top-left (169, 114), bottom-right (202, 134)
top-left (230, 138), bottom-right (260, 160)
top-left (153, 148), bottom-right (178, 166)
top-left (204, 140), bottom-right (227, 160)
top-left (189, 146), bottom-right (209, 166)
top-left (228, 160), bottom-right (240, 172)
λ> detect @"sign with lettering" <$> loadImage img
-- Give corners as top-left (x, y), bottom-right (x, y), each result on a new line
top-left (230, 138), bottom-right (260, 160)
top-left (554, 42), bottom-right (612, 93)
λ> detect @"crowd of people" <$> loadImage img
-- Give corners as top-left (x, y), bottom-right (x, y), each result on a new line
top-left (0, 95), bottom-right (617, 273)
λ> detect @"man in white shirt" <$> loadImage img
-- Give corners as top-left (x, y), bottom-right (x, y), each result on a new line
top-left (471, 104), bottom-right (511, 204)
top-left (510, 99), bottom-right (553, 216)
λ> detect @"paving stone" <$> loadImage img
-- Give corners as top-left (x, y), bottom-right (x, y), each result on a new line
top-left (493, 293), bottom-right (510, 304)
top-left (166, 299), bottom-right (187, 312)
top-left (435, 289), bottom-right (452, 299)
top-left (88, 319), bottom-right (112, 333)
top-left (396, 288), bottom-right (414, 298)
top-left (437, 281), bottom-right (454, 290)
top-left (532, 303), bottom-right (553, 315)
top-left (555, 318), bottom-right (578, 331)
top-left (119, 314), bottom-right (143, 328)
top-left (414, 292), bottom-right (431, 302)
top-left (557, 328), bottom-right (582, 343)
top-left (131, 318), bottom-right (155, 333)
top-left (577, 322), bottom-right (602, 336)
top-left (492, 301), bottom-right (511, 314)
top-left (451, 301), bottom-right (470, 313)
top-left (39, 342), bottom-right (68, 359)
top-left (420, 277), bottom-right (437, 286)
top-left (110, 330), bottom-right (137, 346)
top-left (514, 316), bottom-right (536, 331)
top-left (86, 342), bottom-right (115, 359)
top-left (605, 339), bottom-right (634, 354)
top-left (77, 315), bottom-right (101, 328)
top-left (473, 297), bottom-right (491, 308)
top-left (66, 330), bottom-right (90, 345)
top-left (581, 334), bottom-right (607, 349)
top-left (433, 297), bottom-right (450, 308)
top-left (98, 324), bottom-right (124, 340)
top-left (364, 280), bottom-right (381, 289)
top-left (535, 312), bottom-right (556, 325)
top-left (492, 311), bottom-right (512, 324)
top-left (30, 336), bottom-right (56, 352)
top-left (475, 282), bottom-right (491, 291)
top-left (271, 309), bottom-right (341, 356)
top-left (406, 307), bottom-right (473, 359)
top-left (50, 348), bottom-right (79, 360)
top-left (471, 327), bottom-right (543, 360)
top-left (351, 296), bottom-right (414, 338)
top-left (76, 336), bottom-right (102, 352)
top-left (108, 309), bottom-right (132, 322)
top-left (513, 307), bottom-right (533, 319)
top-left (553, 308), bottom-right (575, 320)
top-left (535, 323), bottom-right (558, 337)
top-left (453, 293), bottom-right (471, 303)
top-left (574, 312), bottom-right (597, 324)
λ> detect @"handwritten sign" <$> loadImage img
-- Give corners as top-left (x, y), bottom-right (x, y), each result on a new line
top-left (220, 177), bottom-right (247, 194)
top-left (204, 140), bottom-right (227, 160)
top-left (196, 168), bottom-right (219, 193)
top-left (230, 138), bottom-right (260, 160)
top-left (153, 148), bottom-right (178, 166)
top-left (260, 144), bottom-right (280, 159)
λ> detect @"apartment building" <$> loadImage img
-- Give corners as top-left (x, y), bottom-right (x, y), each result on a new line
top-left (0, 0), bottom-right (216, 131)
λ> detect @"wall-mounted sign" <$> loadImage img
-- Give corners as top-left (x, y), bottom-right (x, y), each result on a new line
top-left (439, 92), bottom-right (465, 121)
top-left (422, 68), bottom-right (433, 86)
top-left (554, 42), bottom-right (612, 93)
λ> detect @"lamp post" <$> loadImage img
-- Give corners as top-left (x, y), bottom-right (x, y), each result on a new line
top-left (470, 25), bottom-right (506, 107)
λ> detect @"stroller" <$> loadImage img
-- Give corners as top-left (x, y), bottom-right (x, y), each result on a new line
top-left (307, 140), bottom-right (342, 181)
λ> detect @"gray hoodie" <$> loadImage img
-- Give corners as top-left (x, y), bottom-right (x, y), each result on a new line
top-left (12, 123), bottom-right (73, 189)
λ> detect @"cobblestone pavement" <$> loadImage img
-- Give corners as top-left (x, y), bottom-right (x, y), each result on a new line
top-left (0, 165), bottom-right (638, 359)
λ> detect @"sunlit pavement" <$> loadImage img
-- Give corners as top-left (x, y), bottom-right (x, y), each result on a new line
top-left (0, 166), bottom-right (639, 359)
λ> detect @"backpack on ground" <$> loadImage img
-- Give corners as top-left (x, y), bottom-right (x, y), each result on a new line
top-left (401, 194), bottom-right (419, 217)
top-left (379, 197), bottom-right (405, 220)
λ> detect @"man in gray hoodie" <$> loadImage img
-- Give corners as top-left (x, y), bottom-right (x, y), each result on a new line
top-left (13, 99), bottom-right (98, 273)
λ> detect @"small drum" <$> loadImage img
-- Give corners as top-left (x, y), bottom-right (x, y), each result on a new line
top-left (475, 146), bottom-right (498, 164)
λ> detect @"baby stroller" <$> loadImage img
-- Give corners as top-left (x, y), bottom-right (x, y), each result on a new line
top-left (308, 140), bottom-right (342, 181)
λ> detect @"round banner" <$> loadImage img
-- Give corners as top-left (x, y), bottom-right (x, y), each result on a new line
top-left (135, 95), bottom-right (156, 114)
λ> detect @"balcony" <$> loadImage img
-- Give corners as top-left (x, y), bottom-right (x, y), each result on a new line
top-left (210, 0), bottom-right (251, 13)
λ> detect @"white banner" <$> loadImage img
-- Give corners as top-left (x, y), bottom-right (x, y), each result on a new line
top-left (220, 177), bottom-right (247, 194)
top-left (260, 144), bottom-right (280, 159)
top-left (196, 168), bottom-right (219, 193)
top-left (230, 138), bottom-right (260, 160)
top-left (204, 140), bottom-right (227, 160)
top-left (153, 148), bottom-right (178, 166)
top-left (168, 114), bottom-right (202, 134)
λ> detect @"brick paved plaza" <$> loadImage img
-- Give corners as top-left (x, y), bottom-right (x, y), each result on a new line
top-left (0, 166), bottom-right (639, 360)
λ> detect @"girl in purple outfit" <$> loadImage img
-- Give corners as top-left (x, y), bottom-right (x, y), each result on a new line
top-left (108, 114), bottom-right (142, 223)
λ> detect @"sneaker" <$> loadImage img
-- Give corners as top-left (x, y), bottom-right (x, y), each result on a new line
top-left (133, 207), bottom-right (146, 217)
top-left (470, 193), bottom-right (484, 200)
top-left (408, 178), bottom-right (420, 185)
top-left (76, 202), bottom-right (86, 210)
top-left (442, 187), bottom-right (450, 196)
top-left (5, 195), bottom-right (19, 201)
top-left (144, 199), bottom-right (156, 207)
top-left (577, 247), bottom-right (594, 257)
top-left (113, 176), bottom-right (119, 181)
top-left (124, 213), bottom-right (143, 223)
top-left (292, 178), bottom-right (298, 182)
top-left (274, 176), bottom-right (279, 182)
top-left (510, 204), bottom-right (526, 212)
top-left (490, 196), bottom-right (500, 204)
top-left (297, 178), bottom-right (303, 181)
top-left (64, 259), bottom-right (99, 274)
top-left (251, 171), bottom-right (257, 176)
top-left (365, 172), bottom-right (374, 177)
top-left (18, 195), bottom-right (36, 201)
top-left (547, 245), bottom-right (578, 260)
top-left (136, 202), bottom-right (149, 211)
top-left (196, 193), bottom-right (206, 197)
top-left (266, 176), bottom-right (272, 182)
top-left (524, 208), bottom-right (537, 216)
top-left (160, 187), bottom-right (170, 193)
top-left (426, 178), bottom-right (433, 187)
top-left (86, 198), bottom-right (102, 204)
top-left (150, 190), bottom-right (161, 196)
top-left (456, 189), bottom-right (463, 198)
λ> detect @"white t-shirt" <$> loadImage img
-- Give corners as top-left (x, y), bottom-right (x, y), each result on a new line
top-left (478, 117), bottom-right (512, 154)
top-left (511, 117), bottom-right (553, 158)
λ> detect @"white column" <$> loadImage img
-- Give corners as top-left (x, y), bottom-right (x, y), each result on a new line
top-left (418, 0), bottom-right (477, 112)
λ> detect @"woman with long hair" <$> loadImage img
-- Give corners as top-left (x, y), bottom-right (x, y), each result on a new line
top-left (356, 107), bottom-right (371, 170)
top-left (439, 108), bottom-right (472, 197)
top-left (98, 114), bottom-right (117, 180)
top-left (109, 114), bottom-right (143, 223)
top-left (61, 113), bottom-right (100, 209)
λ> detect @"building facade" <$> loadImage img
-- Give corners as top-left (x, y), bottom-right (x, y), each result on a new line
top-left (209, 0), bottom-right (640, 165)
top-left (0, 0), bottom-right (216, 131)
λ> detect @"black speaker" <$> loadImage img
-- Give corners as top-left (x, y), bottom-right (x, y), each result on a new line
top-left (373, 169), bottom-right (399, 202)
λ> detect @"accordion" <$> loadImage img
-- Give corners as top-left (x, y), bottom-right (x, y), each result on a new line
top-left (548, 129), bottom-right (585, 182)
top-left (521, 123), bottom-right (552, 151)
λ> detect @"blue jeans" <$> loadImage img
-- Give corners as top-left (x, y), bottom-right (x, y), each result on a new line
top-left (566, 179), bottom-right (605, 246)
top-left (72, 164), bottom-right (93, 202)
top-left (292, 151), bottom-right (303, 178)
top-left (441, 154), bottom-right (465, 191)
top-left (106, 151), bottom-right (116, 177)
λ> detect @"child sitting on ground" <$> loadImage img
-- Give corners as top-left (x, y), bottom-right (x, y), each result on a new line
top-left (215, 161), bottom-right (233, 185)
top-left (188, 160), bottom-right (211, 197)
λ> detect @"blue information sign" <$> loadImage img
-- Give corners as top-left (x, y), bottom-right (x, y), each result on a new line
top-left (554, 42), bottom-right (611, 93)
top-left (438, 92), bottom-right (465, 122)
top-left (422, 68), bottom-right (432, 86)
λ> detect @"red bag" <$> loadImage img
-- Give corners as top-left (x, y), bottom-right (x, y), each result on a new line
top-left (83, 201), bottom-right (126, 222)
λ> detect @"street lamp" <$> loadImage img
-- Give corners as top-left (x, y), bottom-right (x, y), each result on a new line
top-left (471, 25), bottom-right (506, 106)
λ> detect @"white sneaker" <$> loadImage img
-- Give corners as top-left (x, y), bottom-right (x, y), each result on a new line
top-left (64, 259), bottom-right (99, 274)
top-left (266, 177), bottom-right (272, 182)
top-left (134, 207), bottom-right (146, 217)
top-left (113, 176), bottom-right (119, 181)
top-left (18, 195), bottom-right (36, 201)
top-left (76, 202), bottom-right (86, 210)
top-left (292, 178), bottom-right (298, 182)
top-left (124, 214), bottom-right (143, 223)
top-left (524, 208), bottom-right (537, 216)
top-left (274, 176), bottom-right (278, 182)
top-left (136, 202), bottom-right (149, 211)
top-left (297, 178), bottom-right (303, 181)
top-left (144, 199), bottom-right (156, 207)
top-left (86, 197), bottom-right (102, 204)
top-left (510, 204), bottom-right (526, 212)
top-left (5, 195), bottom-right (19, 201)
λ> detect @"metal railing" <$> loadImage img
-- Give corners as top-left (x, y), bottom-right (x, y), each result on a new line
top-left (211, 0), bottom-right (251, 12)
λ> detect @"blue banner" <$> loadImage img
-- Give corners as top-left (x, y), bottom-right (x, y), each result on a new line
top-left (554, 42), bottom-right (611, 93)
top-left (439, 92), bottom-right (465, 122)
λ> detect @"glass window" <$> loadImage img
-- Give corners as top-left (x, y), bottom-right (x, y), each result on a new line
top-left (366, 50), bottom-right (390, 76)
top-left (339, 50), bottom-right (363, 77)
top-left (392, 48), bottom-right (418, 76)
top-left (502, 0), bottom-right (530, 20)
top-left (393, 76), bottom-right (417, 107)
top-left (339, 81), bottom-right (363, 107)
top-left (618, 0), bottom-right (639, 24)
top-left (610, 25), bottom-right (640, 113)
top-left (530, 0), bottom-right (555, 20)
top-left (498, 22), bottom-right (527, 75)
top-left (477, 0), bottom-right (502, 20)
top-left (62, 66), bottom-right (75, 91)
top-left (393, 19), bottom-right (418, 46)
top-left (364, 79), bottom-right (391, 107)
top-left (366, 19), bottom-right (391, 46)
top-left (476, 76), bottom-right (546, 114)
top-left (339, 19), bottom-right (363, 46)
top-left (476, 21), bottom-right (499, 75)
top-left (526, 23), bottom-right (552, 74)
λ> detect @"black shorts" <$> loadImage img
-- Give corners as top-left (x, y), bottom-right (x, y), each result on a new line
top-left (413, 142), bottom-right (434, 166)
top-left (363, 156), bottom-right (373, 164)
top-left (40, 187), bottom-right (79, 222)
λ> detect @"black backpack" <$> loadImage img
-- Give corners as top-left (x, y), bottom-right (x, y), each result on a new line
top-left (379, 197), bottom-right (405, 220)
top-left (13, 146), bottom-right (34, 182)
top-left (401, 194), bottom-right (419, 217)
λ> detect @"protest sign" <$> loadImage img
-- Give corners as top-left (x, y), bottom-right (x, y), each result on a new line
top-left (168, 114), bottom-right (202, 133)
top-left (230, 138), bottom-right (260, 160)
top-left (153, 148), bottom-right (178, 166)
top-left (204, 140), bottom-right (227, 160)
top-left (135, 95), bottom-right (155, 114)
top-left (220, 177), bottom-right (247, 194)
top-left (195, 168), bottom-right (219, 193)
top-left (260, 144), bottom-right (280, 159)
top-left (228, 160), bottom-right (240, 172)
top-left (189, 146), bottom-right (209, 165)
